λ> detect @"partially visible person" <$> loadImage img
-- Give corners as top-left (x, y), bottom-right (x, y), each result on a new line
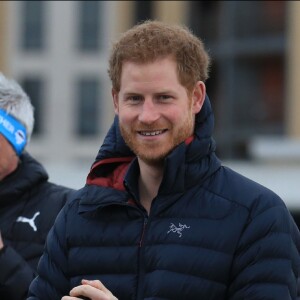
top-left (0, 72), bottom-right (75, 300)
top-left (29, 20), bottom-right (300, 300)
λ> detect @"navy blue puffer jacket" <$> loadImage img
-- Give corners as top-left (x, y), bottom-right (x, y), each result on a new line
top-left (28, 96), bottom-right (300, 300)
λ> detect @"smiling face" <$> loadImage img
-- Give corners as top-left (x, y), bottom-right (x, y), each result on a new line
top-left (113, 56), bottom-right (205, 166)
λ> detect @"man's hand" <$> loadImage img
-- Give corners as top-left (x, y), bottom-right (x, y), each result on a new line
top-left (0, 231), bottom-right (4, 250)
top-left (62, 279), bottom-right (118, 300)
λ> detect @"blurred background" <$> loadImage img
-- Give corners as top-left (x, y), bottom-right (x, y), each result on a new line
top-left (1, 1), bottom-right (300, 225)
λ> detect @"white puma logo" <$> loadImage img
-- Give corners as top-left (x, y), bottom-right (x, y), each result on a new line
top-left (16, 211), bottom-right (40, 232)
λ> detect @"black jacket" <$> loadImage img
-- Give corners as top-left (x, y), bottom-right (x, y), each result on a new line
top-left (28, 96), bottom-right (300, 299)
top-left (0, 152), bottom-right (74, 300)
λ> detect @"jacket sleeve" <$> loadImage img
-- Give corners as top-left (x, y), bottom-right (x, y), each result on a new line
top-left (27, 205), bottom-right (70, 300)
top-left (0, 245), bottom-right (36, 300)
top-left (228, 199), bottom-right (300, 300)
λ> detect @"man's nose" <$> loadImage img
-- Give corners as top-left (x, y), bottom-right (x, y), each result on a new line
top-left (138, 99), bottom-right (160, 124)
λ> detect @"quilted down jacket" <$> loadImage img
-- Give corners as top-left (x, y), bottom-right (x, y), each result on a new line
top-left (28, 95), bottom-right (300, 300)
top-left (0, 152), bottom-right (74, 300)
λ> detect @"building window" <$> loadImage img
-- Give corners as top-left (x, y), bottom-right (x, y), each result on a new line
top-left (234, 56), bottom-right (284, 130)
top-left (76, 78), bottom-right (100, 136)
top-left (189, 1), bottom-right (286, 159)
top-left (21, 1), bottom-right (45, 50)
top-left (21, 77), bottom-right (44, 135)
top-left (234, 1), bottom-right (286, 37)
top-left (78, 1), bottom-right (102, 51)
top-left (134, 1), bottom-right (153, 24)
top-left (189, 1), bottom-right (220, 42)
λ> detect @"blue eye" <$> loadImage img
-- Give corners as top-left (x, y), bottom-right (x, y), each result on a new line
top-left (131, 95), bottom-right (142, 101)
top-left (158, 95), bottom-right (172, 101)
top-left (126, 95), bottom-right (142, 102)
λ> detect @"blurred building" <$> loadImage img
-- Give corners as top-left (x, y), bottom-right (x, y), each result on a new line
top-left (0, 1), bottom-right (300, 219)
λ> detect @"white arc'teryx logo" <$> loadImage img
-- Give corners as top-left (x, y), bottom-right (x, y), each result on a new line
top-left (16, 211), bottom-right (40, 232)
top-left (167, 222), bottom-right (190, 238)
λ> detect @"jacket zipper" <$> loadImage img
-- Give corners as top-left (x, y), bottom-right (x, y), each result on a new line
top-left (136, 213), bottom-right (149, 300)
top-left (139, 217), bottom-right (148, 247)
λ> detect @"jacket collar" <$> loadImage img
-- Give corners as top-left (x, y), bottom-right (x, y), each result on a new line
top-left (84, 95), bottom-right (220, 205)
top-left (0, 152), bottom-right (48, 205)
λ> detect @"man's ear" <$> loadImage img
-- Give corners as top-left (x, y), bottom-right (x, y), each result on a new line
top-left (112, 89), bottom-right (119, 115)
top-left (192, 81), bottom-right (206, 114)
